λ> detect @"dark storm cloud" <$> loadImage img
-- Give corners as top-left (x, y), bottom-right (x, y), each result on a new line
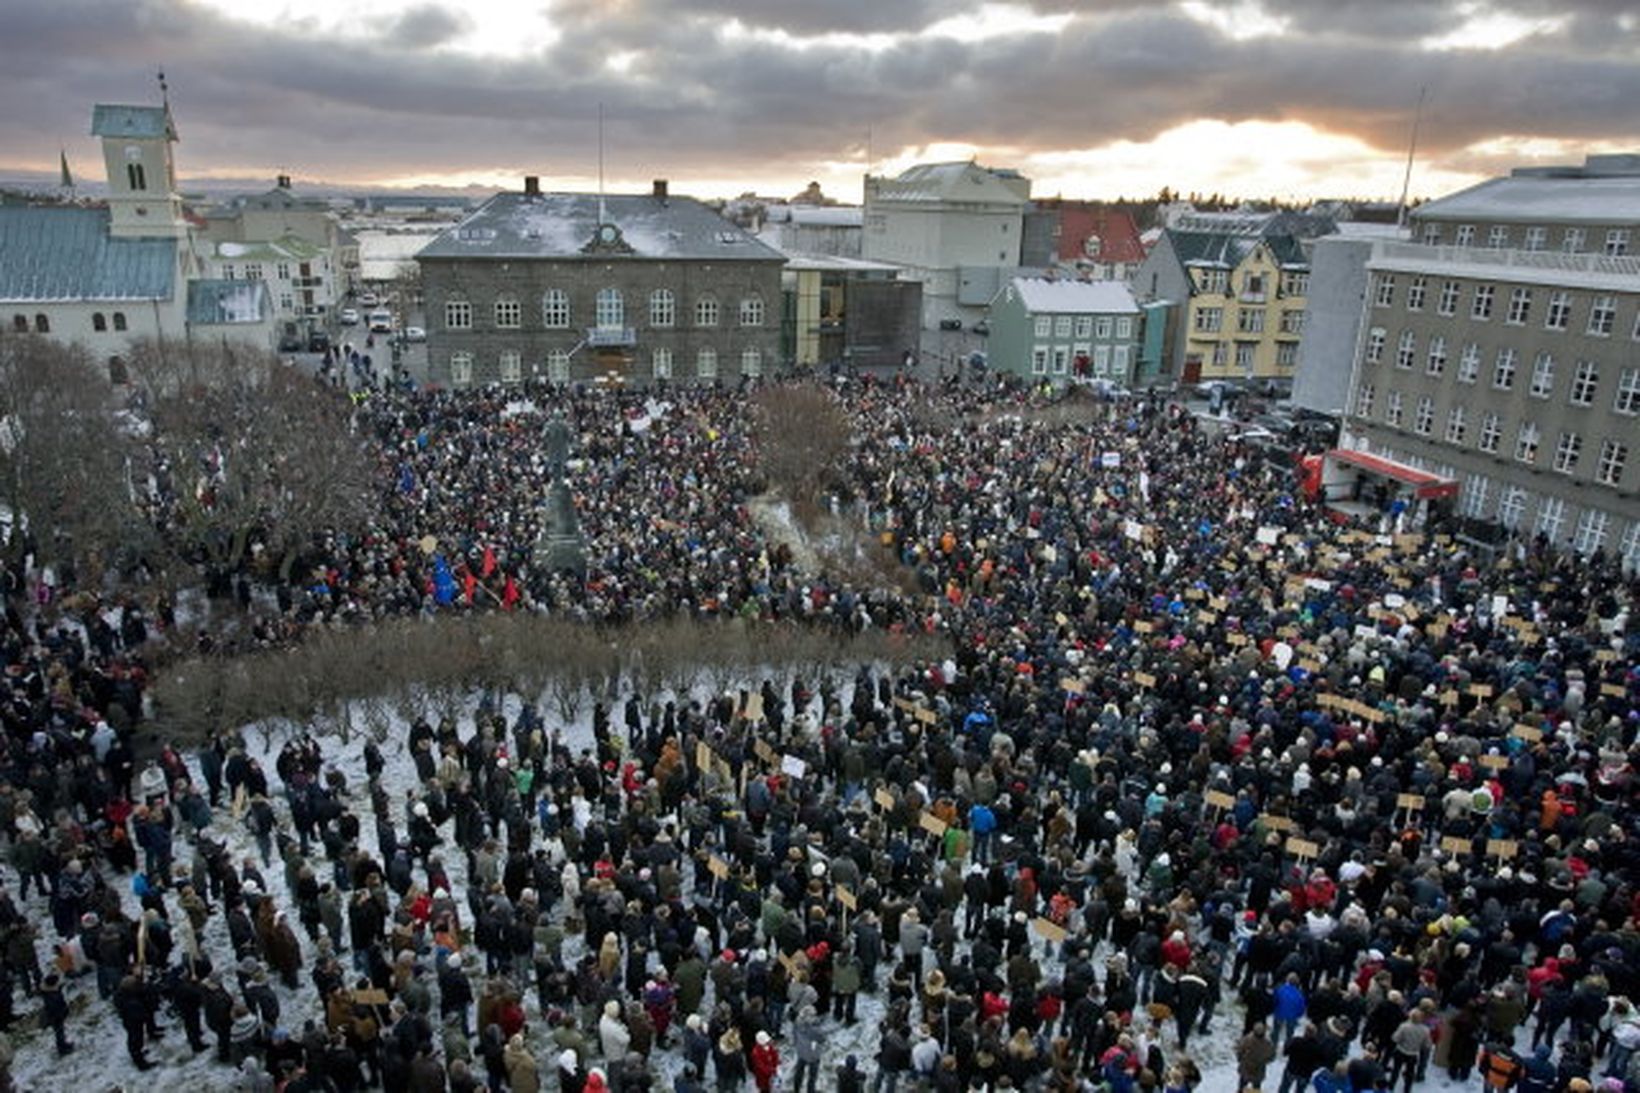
top-left (387, 4), bottom-right (472, 49)
top-left (0, 0), bottom-right (1634, 191)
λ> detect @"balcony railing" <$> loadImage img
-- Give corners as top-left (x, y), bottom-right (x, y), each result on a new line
top-left (1375, 241), bottom-right (1640, 278)
top-left (586, 326), bottom-right (637, 347)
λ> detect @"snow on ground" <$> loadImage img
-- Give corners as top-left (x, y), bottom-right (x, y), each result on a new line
top-left (0, 684), bottom-right (1517, 1093)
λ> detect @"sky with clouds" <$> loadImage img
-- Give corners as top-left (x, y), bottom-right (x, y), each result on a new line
top-left (3, 0), bottom-right (1636, 202)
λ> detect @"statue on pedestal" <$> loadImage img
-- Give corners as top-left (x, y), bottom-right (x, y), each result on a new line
top-left (533, 417), bottom-right (587, 576)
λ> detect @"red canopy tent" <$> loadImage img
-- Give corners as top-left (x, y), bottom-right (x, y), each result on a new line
top-left (1324, 448), bottom-right (1459, 500)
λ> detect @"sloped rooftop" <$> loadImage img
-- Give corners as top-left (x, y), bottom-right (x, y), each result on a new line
top-left (418, 192), bottom-right (785, 262)
top-left (0, 207), bottom-right (176, 302)
top-left (1010, 277), bottom-right (1139, 314)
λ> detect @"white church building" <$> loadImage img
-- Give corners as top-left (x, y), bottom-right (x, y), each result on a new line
top-left (0, 97), bottom-right (275, 377)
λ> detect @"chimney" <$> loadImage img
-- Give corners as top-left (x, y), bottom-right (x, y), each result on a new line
top-left (652, 179), bottom-right (668, 200)
top-left (276, 173), bottom-right (291, 190)
top-left (524, 175), bottom-right (540, 197)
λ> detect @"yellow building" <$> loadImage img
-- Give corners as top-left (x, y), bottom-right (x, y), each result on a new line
top-left (1179, 234), bottom-right (1309, 381)
top-left (1133, 220), bottom-right (1322, 384)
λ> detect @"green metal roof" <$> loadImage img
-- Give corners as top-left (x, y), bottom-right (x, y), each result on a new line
top-left (0, 207), bottom-right (176, 302)
top-left (91, 104), bottom-right (174, 140)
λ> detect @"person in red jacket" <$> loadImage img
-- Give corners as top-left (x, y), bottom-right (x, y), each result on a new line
top-left (1161, 930), bottom-right (1193, 970)
top-left (750, 1029), bottom-right (781, 1092)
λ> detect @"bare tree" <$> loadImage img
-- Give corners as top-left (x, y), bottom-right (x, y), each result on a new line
top-left (749, 384), bottom-right (853, 519)
top-left (124, 339), bottom-right (379, 587)
top-left (0, 333), bottom-right (144, 580)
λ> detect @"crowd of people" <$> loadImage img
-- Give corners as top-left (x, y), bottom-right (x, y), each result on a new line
top-left (0, 374), bottom-right (1634, 1093)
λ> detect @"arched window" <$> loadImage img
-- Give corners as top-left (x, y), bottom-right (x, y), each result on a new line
top-left (108, 357), bottom-right (129, 385)
top-left (10, 316), bottom-right (25, 333)
top-left (740, 348), bottom-right (763, 377)
top-left (649, 289), bottom-right (675, 328)
top-left (652, 348), bottom-right (673, 380)
top-left (595, 288), bottom-right (624, 330)
top-left (696, 348), bottom-right (718, 380)
top-left (92, 313), bottom-right (107, 332)
top-left (34, 314), bottom-right (50, 334)
top-left (739, 294), bottom-right (765, 327)
top-left (541, 289), bottom-right (569, 329)
top-left (112, 312), bottom-right (127, 332)
top-left (695, 294), bottom-right (719, 328)
top-left (127, 163), bottom-right (147, 191)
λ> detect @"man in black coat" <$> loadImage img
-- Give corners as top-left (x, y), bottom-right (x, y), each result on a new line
top-left (114, 972), bottom-right (155, 1069)
top-left (39, 972), bottom-right (73, 1056)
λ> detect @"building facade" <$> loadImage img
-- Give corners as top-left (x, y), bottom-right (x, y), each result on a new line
top-left (862, 161), bottom-right (1031, 339)
top-left (0, 100), bottom-right (273, 372)
top-left (986, 277), bottom-right (1141, 385)
top-left (199, 234), bottom-right (336, 348)
top-left (195, 176), bottom-right (357, 338)
top-left (1339, 154), bottom-right (1640, 569)
top-left (418, 180), bottom-right (785, 387)
top-left (1292, 227), bottom-right (1404, 415)
top-left (1132, 229), bottom-right (1314, 384)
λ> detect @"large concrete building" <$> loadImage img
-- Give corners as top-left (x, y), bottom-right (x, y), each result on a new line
top-left (1339, 153), bottom-right (1640, 568)
top-left (1292, 224), bottom-right (1406, 415)
top-left (862, 161), bottom-right (1031, 352)
top-left (418, 179), bottom-right (785, 387)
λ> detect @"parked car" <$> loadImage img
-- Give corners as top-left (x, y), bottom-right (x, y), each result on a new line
top-left (339, 307), bottom-right (360, 325)
top-left (402, 326), bottom-right (426, 343)
top-left (971, 320), bottom-right (990, 336)
top-left (306, 331), bottom-right (331, 353)
top-left (938, 318), bottom-right (963, 331)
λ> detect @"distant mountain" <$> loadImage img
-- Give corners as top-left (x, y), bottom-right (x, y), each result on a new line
top-left (0, 168), bottom-right (499, 203)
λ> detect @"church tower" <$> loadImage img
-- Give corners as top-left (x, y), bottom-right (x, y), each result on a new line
top-left (93, 90), bottom-right (187, 239)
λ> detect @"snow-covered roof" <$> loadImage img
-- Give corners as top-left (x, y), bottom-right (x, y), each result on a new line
top-left (1009, 277), bottom-right (1138, 315)
top-left (1413, 174), bottom-right (1640, 225)
top-left (418, 191), bottom-right (785, 263)
top-left (871, 162), bottom-right (1030, 206)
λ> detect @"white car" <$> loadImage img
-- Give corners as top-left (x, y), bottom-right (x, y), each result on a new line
top-left (402, 326), bottom-right (427, 343)
top-left (358, 292), bottom-right (379, 307)
top-left (338, 307), bottom-right (360, 325)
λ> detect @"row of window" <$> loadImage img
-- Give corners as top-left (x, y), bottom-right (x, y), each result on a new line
top-left (9, 311), bottom-right (133, 334)
top-left (1030, 343), bottom-right (1131, 376)
top-left (1191, 270), bottom-right (1309, 297)
top-left (1418, 222), bottom-right (1631, 256)
top-left (445, 347), bottom-right (764, 386)
top-left (1192, 306), bottom-right (1305, 335)
top-left (1367, 442), bottom-right (1637, 566)
top-left (1355, 384), bottom-right (1628, 484)
top-left (444, 290), bottom-right (764, 332)
top-left (1206, 342), bottom-right (1300, 369)
top-left (1031, 314), bottom-right (1134, 340)
top-left (1366, 330), bottom-right (1639, 412)
top-left (1374, 275), bottom-right (1629, 337)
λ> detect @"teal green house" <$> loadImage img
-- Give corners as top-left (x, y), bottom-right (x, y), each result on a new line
top-left (985, 276), bottom-right (1142, 385)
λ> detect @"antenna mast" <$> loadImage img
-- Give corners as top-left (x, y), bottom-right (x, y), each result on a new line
top-left (597, 101), bottom-right (606, 225)
top-left (1397, 86), bottom-right (1427, 230)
